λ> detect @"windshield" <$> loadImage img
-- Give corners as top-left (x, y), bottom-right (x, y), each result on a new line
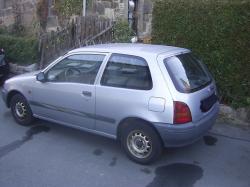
top-left (164, 53), bottom-right (212, 93)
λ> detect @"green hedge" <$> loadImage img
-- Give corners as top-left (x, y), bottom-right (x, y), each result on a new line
top-left (0, 34), bottom-right (39, 65)
top-left (152, 0), bottom-right (250, 107)
top-left (113, 20), bottom-right (134, 43)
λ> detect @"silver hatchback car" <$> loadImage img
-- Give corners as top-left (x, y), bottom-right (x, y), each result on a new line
top-left (1, 44), bottom-right (219, 164)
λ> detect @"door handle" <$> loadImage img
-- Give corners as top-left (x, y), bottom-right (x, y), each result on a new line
top-left (82, 91), bottom-right (92, 97)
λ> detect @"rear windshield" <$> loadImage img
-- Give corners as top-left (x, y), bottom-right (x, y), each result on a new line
top-left (164, 53), bottom-right (212, 93)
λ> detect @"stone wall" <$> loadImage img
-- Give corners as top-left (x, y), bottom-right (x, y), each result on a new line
top-left (88, 0), bottom-right (153, 38)
top-left (137, 0), bottom-right (153, 38)
top-left (0, 6), bottom-right (14, 27)
top-left (9, 63), bottom-right (38, 75)
top-left (219, 104), bottom-right (250, 126)
top-left (0, 0), bottom-right (154, 38)
top-left (89, 0), bottom-right (128, 20)
top-left (0, 0), bottom-right (37, 28)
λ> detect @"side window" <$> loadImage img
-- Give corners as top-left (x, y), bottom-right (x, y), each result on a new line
top-left (101, 54), bottom-right (152, 90)
top-left (46, 54), bottom-right (105, 84)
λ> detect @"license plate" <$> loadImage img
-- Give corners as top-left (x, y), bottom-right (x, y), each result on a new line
top-left (200, 93), bottom-right (218, 112)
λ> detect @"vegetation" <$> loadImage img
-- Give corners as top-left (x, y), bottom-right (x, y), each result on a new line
top-left (0, 35), bottom-right (39, 65)
top-left (54, 0), bottom-right (95, 18)
top-left (55, 0), bottom-right (82, 18)
top-left (152, 0), bottom-right (250, 107)
top-left (113, 20), bottom-right (134, 43)
top-left (0, 1), bottom-right (40, 65)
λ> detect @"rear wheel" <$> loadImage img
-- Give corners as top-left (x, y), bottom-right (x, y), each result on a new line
top-left (10, 94), bottom-right (34, 126)
top-left (121, 122), bottom-right (163, 164)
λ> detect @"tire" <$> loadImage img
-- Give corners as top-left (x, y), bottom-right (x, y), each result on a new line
top-left (10, 93), bottom-right (34, 126)
top-left (121, 122), bottom-right (163, 164)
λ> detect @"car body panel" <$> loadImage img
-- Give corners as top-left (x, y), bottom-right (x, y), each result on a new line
top-left (30, 52), bottom-right (109, 130)
top-left (94, 51), bottom-right (174, 137)
top-left (30, 82), bottom-right (96, 129)
top-left (154, 102), bottom-right (219, 147)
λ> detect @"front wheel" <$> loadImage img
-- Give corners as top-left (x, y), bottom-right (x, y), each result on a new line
top-left (121, 123), bottom-right (163, 164)
top-left (10, 94), bottom-right (34, 126)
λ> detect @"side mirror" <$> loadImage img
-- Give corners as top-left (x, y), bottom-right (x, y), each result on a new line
top-left (36, 72), bottom-right (46, 82)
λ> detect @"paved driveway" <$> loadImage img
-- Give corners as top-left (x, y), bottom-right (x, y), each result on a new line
top-left (0, 97), bottom-right (250, 187)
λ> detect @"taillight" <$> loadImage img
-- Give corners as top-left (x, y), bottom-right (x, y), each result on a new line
top-left (174, 101), bottom-right (192, 124)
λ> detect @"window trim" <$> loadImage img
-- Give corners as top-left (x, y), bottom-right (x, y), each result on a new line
top-left (100, 53), bottom-right (153, 90)
top-left (42, 52), bottom-right (108, 85)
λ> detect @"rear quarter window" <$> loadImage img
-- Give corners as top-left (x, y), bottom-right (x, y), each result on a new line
top-left (101, 54), bottom-right (152, 90)
top-left (164, 53), bottom-right (212, 93)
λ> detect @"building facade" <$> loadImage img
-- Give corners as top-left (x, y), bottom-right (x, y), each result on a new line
top-left (0, 0), bottom-right (153, 38)
top-left (0, 0), bottom-right (37, 27)
top-left (90, 0), bottom-right (153, 38)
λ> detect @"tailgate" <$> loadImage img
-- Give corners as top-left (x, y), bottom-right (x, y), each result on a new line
top-left (185, 83), bottom-right (218, 122)
top-left (158, 52), bottom-right (218, 123)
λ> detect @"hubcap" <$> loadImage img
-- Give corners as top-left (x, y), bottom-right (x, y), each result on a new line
top-left (15, 102), bottom-right (27, 118)
top-left (127, 131), bottom-right (152, 159)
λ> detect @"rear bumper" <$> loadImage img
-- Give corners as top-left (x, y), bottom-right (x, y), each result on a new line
top-left (153, 102), bottom-right (219, 147)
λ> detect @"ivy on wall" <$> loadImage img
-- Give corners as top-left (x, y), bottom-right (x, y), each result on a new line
top-left (55, 0), bottom-right (82, 18)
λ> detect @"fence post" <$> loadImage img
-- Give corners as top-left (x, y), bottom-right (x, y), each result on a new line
top-left (39, 36), bottom-right (45, 69)
top-left (37, 16), bottom-right (113, 68)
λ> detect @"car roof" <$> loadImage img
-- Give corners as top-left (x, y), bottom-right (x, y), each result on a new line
top-left (69, 43), bottom-right (189, 57)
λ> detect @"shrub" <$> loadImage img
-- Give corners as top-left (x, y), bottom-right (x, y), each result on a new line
top-left (152, 0), bottom-right (250, 107)
top-left (113, 20), bottom-right (134, 43)
top-left (55, 0), bottom-right (82, 17)
top-left (0, 27), bottom-right (8, 35)
top-left (0, 35), bottom-right (39, 65)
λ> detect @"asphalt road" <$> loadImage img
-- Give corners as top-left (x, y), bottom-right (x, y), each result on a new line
top-left (0, 97), bottom-right (250, 187)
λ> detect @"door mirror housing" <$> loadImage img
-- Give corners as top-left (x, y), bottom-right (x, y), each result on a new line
top-left (36, 72), bottom-right (46, 82)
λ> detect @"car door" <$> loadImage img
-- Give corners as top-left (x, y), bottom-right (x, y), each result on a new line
top-left (95, 54), bottom-right (153, 136)
top-left (30, 53), bottom-right (106, 130)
